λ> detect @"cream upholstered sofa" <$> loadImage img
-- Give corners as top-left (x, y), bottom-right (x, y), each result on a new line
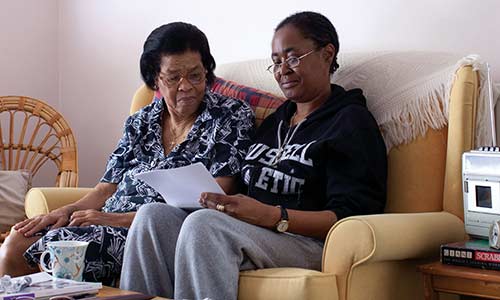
top-left (25, 51), bottom-right (478, 300)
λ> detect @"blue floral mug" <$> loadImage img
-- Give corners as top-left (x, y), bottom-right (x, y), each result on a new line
top-left (40, 241), bottom-right (89, 281)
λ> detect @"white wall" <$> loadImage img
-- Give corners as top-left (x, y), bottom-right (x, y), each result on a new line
top-left (0, 0), bottom-right (59, 104)
top-left (2, 0), bottom-right (500, 186)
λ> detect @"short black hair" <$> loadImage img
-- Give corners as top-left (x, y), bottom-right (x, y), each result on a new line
top-left (276, 11), bottom-right (340, 74)
top-left (140, 22), bottom-right (216, 90)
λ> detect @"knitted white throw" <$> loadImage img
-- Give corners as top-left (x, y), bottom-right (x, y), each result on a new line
top-left (216, 52), bottom-right (498, 151)
top-left (333, 51), bottom-right (498, 151)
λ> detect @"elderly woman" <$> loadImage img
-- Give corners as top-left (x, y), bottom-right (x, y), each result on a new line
top-left (0, 22), bottom-right (254, 284)
top-left (120, 11), bottom-right (387, 299)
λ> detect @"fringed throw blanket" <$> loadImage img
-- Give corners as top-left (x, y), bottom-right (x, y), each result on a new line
top-left (333, 51), bottom-right (498, 151)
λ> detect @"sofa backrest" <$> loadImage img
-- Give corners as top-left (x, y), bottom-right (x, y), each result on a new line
top-left (131, 53), bottom-right (480, 220)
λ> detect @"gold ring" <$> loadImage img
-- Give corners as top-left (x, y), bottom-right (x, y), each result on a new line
top-left (216, 204), bottom-right (225, 212)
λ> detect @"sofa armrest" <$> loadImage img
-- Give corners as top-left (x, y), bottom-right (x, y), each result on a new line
top-left (25, 187), bottom-right (94, 218)
top-left (322, 212), bottom-right (467, 275)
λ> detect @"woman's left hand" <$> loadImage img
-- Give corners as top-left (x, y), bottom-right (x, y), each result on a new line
top-left (200, 193), bottom-right (278, 227)
top-left (68, 210), bottom-right (134, 227)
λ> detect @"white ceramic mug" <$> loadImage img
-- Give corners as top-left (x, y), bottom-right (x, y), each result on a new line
top-left (40, 241), bottom-right (89, 281)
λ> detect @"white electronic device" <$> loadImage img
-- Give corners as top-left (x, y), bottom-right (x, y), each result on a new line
top-left (462, 62), bottom-right (499, 239)
top-left (463, 149), bottom-right (500, 239)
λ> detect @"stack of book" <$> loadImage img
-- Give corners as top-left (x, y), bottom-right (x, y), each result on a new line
top-left (0, 272), bottom-right (102, 300)
top-left (441, 239), bottom-right (500, 270)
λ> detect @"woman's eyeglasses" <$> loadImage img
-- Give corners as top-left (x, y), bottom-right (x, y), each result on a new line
top-left (266, 49), bottom-right (318, 74)
top-left (159, 69), bottom-right (207, 88)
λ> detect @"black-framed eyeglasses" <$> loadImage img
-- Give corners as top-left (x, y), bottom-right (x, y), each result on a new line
top-left (158, 68), bottom-right (207, 88)
top-left (266, 49), bottom-right (318, 74)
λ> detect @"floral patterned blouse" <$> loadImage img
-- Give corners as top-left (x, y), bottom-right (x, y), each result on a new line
top-left (100, 91), bottom-right (255, 213)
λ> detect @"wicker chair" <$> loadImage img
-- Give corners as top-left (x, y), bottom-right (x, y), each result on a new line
top-left (0, 96), bottom-right (78, 187)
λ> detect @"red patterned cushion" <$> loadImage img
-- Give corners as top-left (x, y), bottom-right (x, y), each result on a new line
top-left (211, 77), bottom-right (284, 126)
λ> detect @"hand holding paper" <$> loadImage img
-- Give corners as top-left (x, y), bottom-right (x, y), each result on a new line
top-left (134, 162), bottom-right (225, 208)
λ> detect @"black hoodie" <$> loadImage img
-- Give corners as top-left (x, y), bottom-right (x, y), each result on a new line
top-left (241, 84), bottom-right (387, 220)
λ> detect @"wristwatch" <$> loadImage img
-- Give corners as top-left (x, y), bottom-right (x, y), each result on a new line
top-left (275, 205), bottom-right (289, 233)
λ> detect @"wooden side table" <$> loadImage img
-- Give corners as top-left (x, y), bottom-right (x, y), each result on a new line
top-left (418, 261), bottom-right (500, 299)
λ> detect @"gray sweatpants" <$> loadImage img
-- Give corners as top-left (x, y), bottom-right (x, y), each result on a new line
top-left (120, 203), bottom-right (324, 300)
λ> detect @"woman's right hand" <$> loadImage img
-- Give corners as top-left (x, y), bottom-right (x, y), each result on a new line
top-left (13, 205), bottom-right (77, 237)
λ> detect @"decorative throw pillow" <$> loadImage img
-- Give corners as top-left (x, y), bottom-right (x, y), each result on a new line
top-left (0, 170), bottom-right (31, 232)
top-left (211, 77), bottom-right (285, 126)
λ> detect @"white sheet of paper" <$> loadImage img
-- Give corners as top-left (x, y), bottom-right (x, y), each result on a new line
top-left (135, 162), bottom-right (225, 208)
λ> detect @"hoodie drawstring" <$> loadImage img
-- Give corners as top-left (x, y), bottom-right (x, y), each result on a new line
top-left (271, 117), bottom-right (306, 166)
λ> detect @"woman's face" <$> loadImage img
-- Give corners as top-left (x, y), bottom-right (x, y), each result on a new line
top-left (156, 51), bottom-right (207, 117)
top-left (271, 25), bottom-right (334, 102)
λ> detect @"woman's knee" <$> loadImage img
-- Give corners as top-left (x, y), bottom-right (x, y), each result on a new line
top-left (178, 210), bottom-right (231, 243)
top-left (137, 203), bottom-right (172, 219)
top-left (134, 203), bottom-right (187, 230)
top-left (0, 229), bottom-right (40, 258)
top-left (0, 229), bottom-right (39, 275)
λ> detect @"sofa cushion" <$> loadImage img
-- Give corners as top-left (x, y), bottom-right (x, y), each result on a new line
top-left (238, 268), bottom-right (336, 300)
top-left (0, 170), bottom-right (31, 232)
top-left (211, 77), bottom-right (285, 126)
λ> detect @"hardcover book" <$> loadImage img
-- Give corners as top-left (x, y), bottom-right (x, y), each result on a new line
top-left (441, 239), bottom-right (500, 270)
